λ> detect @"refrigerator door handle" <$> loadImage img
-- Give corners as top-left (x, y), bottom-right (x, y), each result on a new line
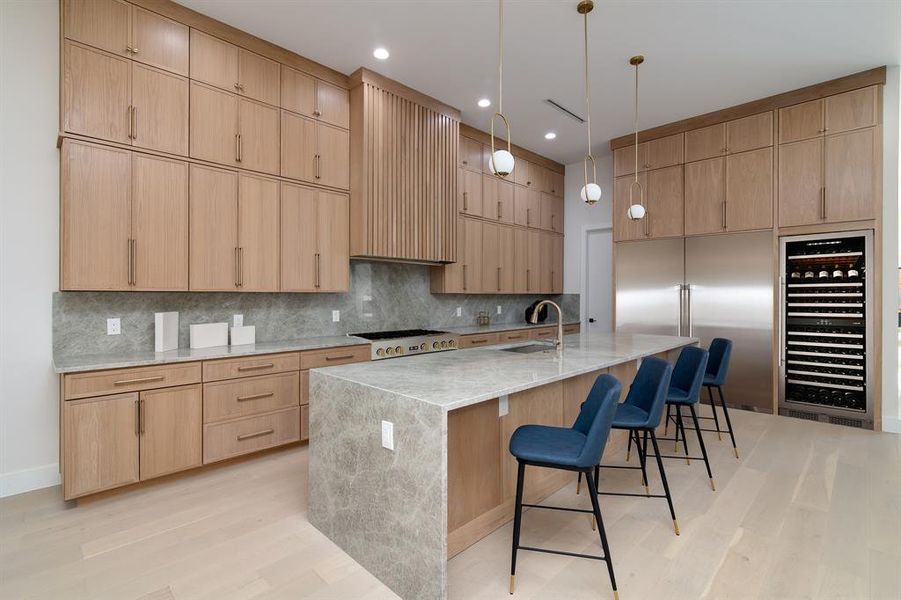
top-left (778, 275), bottom-right (786, 368)
top-left (685, 284), bottom-right (693, 337)
top-left (678, 284), bottom-right (684, 336)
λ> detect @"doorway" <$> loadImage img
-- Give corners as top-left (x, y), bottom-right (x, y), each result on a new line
top-left (582, 226), bottom-right (613, 334)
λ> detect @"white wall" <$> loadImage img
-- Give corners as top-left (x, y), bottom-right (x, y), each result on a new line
top-left (0, 0), bottom-right (61, 496)
top-left (880, 65), bottom-right (900, 433)
top-left (562, 153), bottom-right (613, 299)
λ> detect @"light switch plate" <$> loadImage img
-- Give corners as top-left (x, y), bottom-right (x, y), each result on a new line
top-left (499, 395), bottom-right (509, 417)
top-left (332, 310), bottom-right (340, 322)
top-left (497, 305), bottom-right (502, 315)
top-left (456, 306), bottom-right (462, 317)
top-left (233, 314), bottom-right (243, 327)
top-left (107, 318), bottom-right (121, 335)
top-left (381, 420), bottom-right (394, 451)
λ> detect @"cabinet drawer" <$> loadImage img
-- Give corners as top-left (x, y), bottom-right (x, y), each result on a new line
top-left (203, 372), bottom-right (299, 423)
top-left (64, 362), bottom-right (201, 400)
top-left (299, 345), bottom-right (370, 370)
top-left (499, 329), bottom-right (530, 343)
top-left (202, 352), bottom-right (300, 382)
top-left (203, 407), bottom-right (300, 463)
top-left (301, 404), bottom-right (309, 441)
top-left (458, 333), bottom-right (500, 348)
top-left (563, 323), bottom-right (581, 335)
top-left (530, 327), bottom-right (557, 340)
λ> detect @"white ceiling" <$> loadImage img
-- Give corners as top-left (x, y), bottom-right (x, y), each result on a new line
top-left (176, 0), bottom-right (901, 165)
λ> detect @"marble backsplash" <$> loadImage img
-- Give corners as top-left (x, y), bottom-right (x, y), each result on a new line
top-left (53, 260), bottom-right (579, 357)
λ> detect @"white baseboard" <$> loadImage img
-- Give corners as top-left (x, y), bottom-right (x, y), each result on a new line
top-left (882, 415), bottom-right (901, 434)
top-left (0, 463), bottom-right (60, 498)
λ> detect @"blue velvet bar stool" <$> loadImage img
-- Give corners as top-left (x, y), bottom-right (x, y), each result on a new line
top-left (589, 357), bottom-right (680, 535)
top-left (657, 346), bottom-right (716, 491)
top-left (508, 374), bottom-right (622, 598)
top-left (703, 338), bottom-right (739, 459)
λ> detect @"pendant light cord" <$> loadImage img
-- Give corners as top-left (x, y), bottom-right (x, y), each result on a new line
top-left (584, 12), bottom-right (591, 156)
top-left (498, 0), bottom-right (504, 114)
top-left (633, 61), bottom-right (639, 188)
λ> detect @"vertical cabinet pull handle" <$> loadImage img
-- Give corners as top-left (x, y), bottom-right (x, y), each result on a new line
top-left (139, 399), bottom-right (145, 434)
top-left (462, 191), bottom-right (468, 211)
top-left (497, 266), bottom-right (501, 291)
top-left (131, 239), bottom-right (136, 285)
top-left (462, 264), bottom-right (467, 291)
top-left (644, 211), bottom-right (650, 237)
top-left (135, 399), bottom-right (140, 436)
top-left (497, 201), bottom-right (502, 220)
top-left (238, 248), bottom-right (244, 287)
top-left (132, 106), bottom-right (137, 140)
top-left (127, 239), bottom-right (132, 285)
top-left (315, 154), bottom-right (321, 179)
top-left (235, 134), bottom-right (241, 162)
top-left (526, 208), bottom-right (531, 225)
top-left (527, 268), bottom-right (531, 291)
top-left (235, 247), bottom-right (240, 287)
top-left (315, 253), bottom-right (321, 288)
top-left (722, 201), bottom-right (727, 230)
top-left (821, 188), bottom-right (827, 220)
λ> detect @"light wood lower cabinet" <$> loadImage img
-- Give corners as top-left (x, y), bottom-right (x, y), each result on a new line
top-left (204, 372), bottom-right (300, 422)
top-left (204, 407), bottom-right (300, 464)
top-left (139, 384), bottom-right (203, 480)
top-left (457, 332), bottom-right (501, 348)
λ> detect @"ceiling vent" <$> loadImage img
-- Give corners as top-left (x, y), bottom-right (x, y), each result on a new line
top-left (544, 98), bottom-right (585, 123)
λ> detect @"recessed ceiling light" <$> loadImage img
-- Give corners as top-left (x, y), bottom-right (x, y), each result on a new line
top-left (544, 132), bottom-right (557, 140)
top-left (477, 98), bottom-right (491, 108)
top-left (373, 47), bottom-right (390, 60)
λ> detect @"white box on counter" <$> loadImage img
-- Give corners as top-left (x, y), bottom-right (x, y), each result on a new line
top-left (189, 322), bottom-right (228, 349)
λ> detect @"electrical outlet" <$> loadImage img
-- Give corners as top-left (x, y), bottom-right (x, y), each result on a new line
top-left (381, 420), bottom-right (394, 451)
top-left (233, 314), bottom-right (243, 327)
top-left (499, 395), bottom-right (509, 417)
top-left (497, 305), bottom-right (502, 315)
top-left (106, 318), bottom-right (121, 335)
top-left (332, 310), bottom-right (340, 322)
top-left (456, 306), bottom-right (462, 317)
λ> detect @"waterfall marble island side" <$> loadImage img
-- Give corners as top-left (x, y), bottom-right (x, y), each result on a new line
top-left (308, 332), bottom-right (697, 600)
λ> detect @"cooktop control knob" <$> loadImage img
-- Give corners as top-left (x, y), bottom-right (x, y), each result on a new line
top-left (440, 340), bottom-right (448, 349)
top-left (419, 343), bottom-right (427, 351)
top-left (376, 348), bottom-right (385, 357)
top-left (385, 347), bottom-right (394, 355)
top-left (395, 346), bottom-right (403, 354)
top-left (432, 341), bottom-right (440, 349)
top-left (449, 339), bottom-right (456, 347)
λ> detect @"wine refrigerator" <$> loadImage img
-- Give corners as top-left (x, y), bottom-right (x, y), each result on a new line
top-left (778, 230), bottom-right (874, 429)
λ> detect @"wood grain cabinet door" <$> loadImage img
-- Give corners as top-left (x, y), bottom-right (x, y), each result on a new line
top-left (538, 193), bottom-right (555, 231)
top-left (460, 137), bottom-right (483, 171)
top-left (189, 29), bottom-right (239, 92)
top-left (528, 230), bottom-right (542, 292)
top-left (462, 218), bottom-right (483, 293)
top-left (499, 225), bottom-right (516, 293)
top-left (539, 232), bottom-right (554, 293)
top-left (237, 98), bottom-right (280, 175)
top-left (279, 183), bottom-right (318, 291)
top-left (281, 66), bottom-right (316, 117)
top-left (613, 174), bottom-right (647, 241)
top-left (553, 235), bottom-right (564, 293)
top-left (481, 221), bottom-right (501, 292)
top-left (777, 137), bottom-right (823, 227)
top-left (189, 165), bottom-right (238, 290)
top-left (824, 128), bottom-right (878, 223)
top-left (316, 81), bottom-right (350, 129)
top-left (513, 227), bottom-right (530, 292)
top-left (825, 86), bottom-right (878, 135)
top-left (725, 147), bottom-right (773, 231)
top-left (779, 99), bottom-right (824, 143)
top-left (647, 165), bottom-right (684, 238)
top-left (316, 123), bottom-right (350, 190)
top-left (63, 41), bottom-right (131, 143)
top-left (238, 48), bottom-right (280, 106)
top-left (459, 168), bottom-right (483, 217)
top-left (281, 111), bottom-right (317, 182)
top-left (646, 133), bottom-right (684, 170)
top-left (131, 5), bottom-right (189, 76)
top-left (726, 111), bottom-right (773, 154)
top-left (316, 191), bottom-right (350, 292)
top-left (684, 157), bottom-right (726, 235)
top-left (685, 123), bottom-right (726, 162)
top-left (613, 143), bottom-right (647, 177)
top-left (190, 81), bottom-right (238, 166)
top-left (139, 384), bottom-right (202, 481)
top-left (131, 154), bottom-right (188, 290)
top-left (131, 63), bottom-right (188, 155)
top-left (63, 0), bottom-right (131, 57)
top-left (513, 185), bottom-right (530, 227)
top-left (238, 174), bottom-right (280, 292)
top-left (482, 174), bottom-right (514, 223)
top-left (63, 392), bottom-right (139, 500)
top-left (513, 159), bottom-right (532, 188)
top-left (61, 140), bottom-right (131, 290)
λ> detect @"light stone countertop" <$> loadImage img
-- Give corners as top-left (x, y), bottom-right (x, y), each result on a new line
top-left (443, 320), bottom-right (579, 336)
top-left (313, 332), bottom-right (698, 412)
top-left (51, 320), bottom-right (579, 374)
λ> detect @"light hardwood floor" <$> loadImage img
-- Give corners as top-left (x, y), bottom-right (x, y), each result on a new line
top-left (2, 409), bottom-right (899, 600)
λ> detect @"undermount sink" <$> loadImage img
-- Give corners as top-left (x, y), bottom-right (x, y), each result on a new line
top-left (501, 343), bottom-right (556, 354)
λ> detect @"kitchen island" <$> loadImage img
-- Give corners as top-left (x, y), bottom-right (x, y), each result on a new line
top-left (308, 332), bottom-right (696, 600)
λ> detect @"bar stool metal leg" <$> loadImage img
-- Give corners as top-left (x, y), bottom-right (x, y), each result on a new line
top-left (585, 469), bottom-right (619, 600)
top-left (664, 403), bottom-right (672, 435)
top-left (688, 404), bottom-right (715, 491)
top-left (706, 385), bottom-right (722, 440)
top-left (676, 405), bottom-right (691, 465)
top-left (625, 432), bottom-right (632, 462)
top-left (717, 386), bottom-right (739, 459)
top-left (649, 430), bottom-right (679, 535)
top-left (510, 461), bottom-right (525, 594)
top-left (634, 430), bottom-right (650, 494)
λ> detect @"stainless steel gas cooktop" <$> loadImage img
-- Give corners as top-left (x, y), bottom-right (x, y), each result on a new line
top-left (350, 329), bottom-right (458, 360)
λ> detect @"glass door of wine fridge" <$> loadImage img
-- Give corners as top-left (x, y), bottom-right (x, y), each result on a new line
top-left (778, 230), bottom-right (874, 429)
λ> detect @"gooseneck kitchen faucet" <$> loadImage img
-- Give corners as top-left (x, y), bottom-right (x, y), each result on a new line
top-left (530, 300), bottom-right (564, 352)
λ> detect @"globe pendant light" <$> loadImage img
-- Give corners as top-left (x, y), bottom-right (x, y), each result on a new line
top-left (489, 0), bottom-right (514, 177)
top-left (627, 55), bottom-right (646, 220)
top-left (577, 0), bottom-right (601, 205)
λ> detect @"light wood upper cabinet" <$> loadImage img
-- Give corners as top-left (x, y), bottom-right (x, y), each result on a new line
top-left (513, 227), bottom-right (529, 292)
top-left (684, 157), bottom-right (726, 235)
top-left (460, 137), bottom-right (483, 172)
top-left (685, 123), bottom-right (726, 162)
top-left (63, 392), bottom-right (139, 500)
top-left (281, 112), bottom-right (348, 189)
top-left (779, 98), bottom-right (824, 143)
top-left (647, 165), bottom-right (684, 238)
top-left (317, 123), bottom-right (350, 190)
top-left (481, 221), bottom-right (501, 292)
top-left (514, 159), bottom-right (540, 189)
top-left (431, 217), bottom-right (482, 293)
top-left (238, 49), bottom-right (280, 106)
top-left (547, 170), bottom-right (565, 197)
top-left (131, 6), bottom-right (189, 76)
top-left (131, 154), bottom-right (188, 290)
top-left (63, 41), bottom-right (131, 144)
top-left (189, 165), bottom-right (238, 291)
top-left (61, 140), bottom-right (131, 290)
top-left (613, 174), bottom-right (647, 242)
top-left (513, 186), bottom-right (540, 228)
top-left (281, 66), bottom-right (349, 129)
top-left (726, 112), bottom-right (773, 154)
top-left (613, 143), bottom-right (647, 177)
top-left (539, 193), bottom-right (563, 233)
top-left (459, 168), bottom-right (483, 217)
top-left (281, 183), bottom-right (349, 292)
top-left (237, 97), bottom-right (280, 175)
top-left (646, 133), bottom-right (684, 170)
top-left (778, 137), bottom-right (823, 227)
top-left (190, 29), bottom-right (239, 92)
top-left (63, 0), bottom-right (131, 57)
top-left (482, 174), bottom-right (514, 224)
top-left (552, 235), bottom-right (563, 293)
top-left (824, 127), bottom-right (878, 222)
top-left (725, 147), bottom-right (773, 231)
top-left (237, 174), bottom-right (280, 292)
top-left (316, 81), bottom-right (350, 129)
top-left (190, 81), bottom-right (238, 166)
top-left (499, 225), bottom-right (515, 293)
top-left (825, 86), bottom-right (878, 135)
top-left (139, 384), bottom-right (202, 481)
top-left (131, 63), bottom-right (188, 155)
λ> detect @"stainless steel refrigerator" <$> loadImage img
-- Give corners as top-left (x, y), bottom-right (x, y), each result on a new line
top-left (615, 231), bottom-right (774, 413)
